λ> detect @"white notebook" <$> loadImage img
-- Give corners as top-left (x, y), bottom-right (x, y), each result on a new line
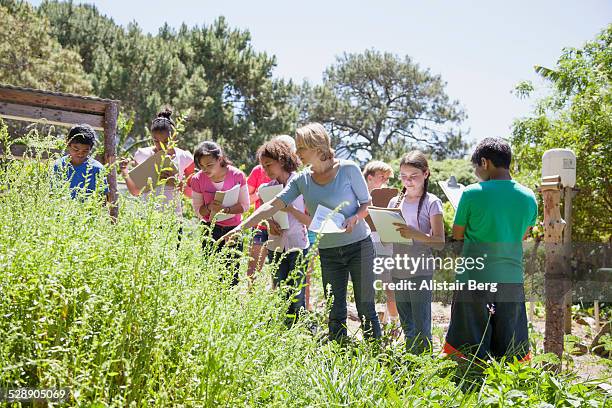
top-left (213, 184), bottom-right (240, 221)
top-left (258, 184), bottom-right (289, 229)
top-left (308, 205), bottom-right (346, 234)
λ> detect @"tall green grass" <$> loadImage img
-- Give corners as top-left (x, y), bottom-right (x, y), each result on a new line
top-left (0, 125), bottom-right (609, 407)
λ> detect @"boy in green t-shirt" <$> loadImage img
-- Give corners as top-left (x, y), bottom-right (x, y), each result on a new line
top-left (444, 137), bottom-right (537, 362)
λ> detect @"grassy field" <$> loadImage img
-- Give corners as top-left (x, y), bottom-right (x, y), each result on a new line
top-left (0, 135), bottom-right (610, 406)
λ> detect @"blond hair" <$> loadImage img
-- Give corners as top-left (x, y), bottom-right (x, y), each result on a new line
top-left (363, 160), bottom-right (394, 179)
top-left (295, 122), bottom-right (334, 161)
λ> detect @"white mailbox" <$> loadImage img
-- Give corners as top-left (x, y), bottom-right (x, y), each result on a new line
top-left (542, 148), bottom-right (576, 187)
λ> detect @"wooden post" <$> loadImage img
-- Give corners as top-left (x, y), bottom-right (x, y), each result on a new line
top-left (104, 102), bottom-right (119, 221)
top-left (563, 187), bottom-right (573, 334)
top-left (541, 176), bottom-right (569, 367)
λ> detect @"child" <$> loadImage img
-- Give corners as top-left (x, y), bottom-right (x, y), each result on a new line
top-left (389, 151), bottom-right (445, 353)
top-left (363, 160), bottom-right (393, 192)
top-left (257, 139), bottom-right (310, 323)
top-left (246, 135), bottom-right (298, 281)
top-left (53, 124), bottom-right (109, 200)
top-left (363, 160), bottom-right (400, 330)
top-left (246, 161), bottom-right (271, 280)
top-left (190, 141), bottom-right (249, 285)
top-left (444, 138), bottom-right (537, 362)
top-left (119, 108), bottom-right (194, 215)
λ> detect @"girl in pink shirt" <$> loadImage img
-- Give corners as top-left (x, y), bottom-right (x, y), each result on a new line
top-left (191, 141), bottom-right (249, 285)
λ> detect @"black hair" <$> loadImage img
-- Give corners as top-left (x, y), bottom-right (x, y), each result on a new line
top-left (193, 141), bottom-right (232, 169)
top-left (67, 124), bottom-right (97, 147)
top-left (471, 137), bottom-right (512, 169)
top-left (151, 108), bottom-right (175, 134)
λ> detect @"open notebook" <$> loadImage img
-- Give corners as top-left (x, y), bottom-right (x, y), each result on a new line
top-left (128, 151), bottom-right (177, 190)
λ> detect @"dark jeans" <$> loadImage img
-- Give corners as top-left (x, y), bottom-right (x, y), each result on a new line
top-left (393, 276), bottom-right (432, 353)
top-left (318, 237), bottom-right (381, 340)
top-left (268, 249), bottom-right (308, 324)
top-left (204, 223), bottom-right (241, 286)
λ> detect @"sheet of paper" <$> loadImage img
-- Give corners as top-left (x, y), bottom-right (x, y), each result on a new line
top-left (214, 184), bottom-right (240, 207)
top-left (213, 184), bottom-right (241, 221)
top-left (258, 184), bottom-right (289, 229)
top-left (308, 204), bottom-right (346, 234)
top-left (128, 151), bottom-right (177, 190)
top-left (368, 207), bottom-right (413, 244)
top-left (438, 176), bottom-right (465, 209)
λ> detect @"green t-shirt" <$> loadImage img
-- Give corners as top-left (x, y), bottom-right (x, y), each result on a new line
top-left (453, 180), bottom-right (537, 283)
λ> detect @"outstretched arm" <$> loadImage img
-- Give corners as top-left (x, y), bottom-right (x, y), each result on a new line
top-left (218, 197), bottom-right (287, 243)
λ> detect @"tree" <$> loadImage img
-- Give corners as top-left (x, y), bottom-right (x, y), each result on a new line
top-left (173, 17), bottom-right (298, 162)
top-left (511, 25), bottom-right (611, 242)
top-left (34, 2), bottom-right (298, 164)
top-left (0, 1), bottom-right (92, 94)
top-left (302, 50), bottom-right (468, 162)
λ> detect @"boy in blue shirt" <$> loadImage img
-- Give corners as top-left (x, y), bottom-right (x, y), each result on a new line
top-left (444, 137), bottom-right (537, 362)
top-left (53, 124), bottom-right (109, 200)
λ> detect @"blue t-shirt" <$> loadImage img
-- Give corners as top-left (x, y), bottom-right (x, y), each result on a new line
top-left (277, 159), bottom-right (371, 249)
top-left (53, 156), bottom-right (109, 199)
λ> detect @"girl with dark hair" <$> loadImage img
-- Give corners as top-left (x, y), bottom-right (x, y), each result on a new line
top-left (257, 139), bottom-right (311, 324)
top-left (388, 150), bottom-right (445, 353)
top-left (190, 141), bottom-right (249, 285)
top-left (119, 108), bottom-right (194, 215)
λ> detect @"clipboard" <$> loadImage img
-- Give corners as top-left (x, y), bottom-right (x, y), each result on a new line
top-left (128, 151), bottom-right (177, 190)
top-left (365, 187), bottom-right (399, 231)
top-left (368, 206), bottom-right (413, 244)
top-left (437, 176), bottom-right (465, 209)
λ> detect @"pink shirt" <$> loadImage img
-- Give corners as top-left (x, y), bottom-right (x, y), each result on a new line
top-left (247, 165), bottom-right (271, 209)
top-left (191, 165), bottom-right (248, 227)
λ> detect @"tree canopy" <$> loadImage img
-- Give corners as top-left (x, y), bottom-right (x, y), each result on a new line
top-left (0, 1), bottom-right (92, 94)
top-left (511, 25), bottom-right (611, 242)
top-left (26, 0), bottom-right (298, 164)
top-left (301, 50), bottom-right (469, 162)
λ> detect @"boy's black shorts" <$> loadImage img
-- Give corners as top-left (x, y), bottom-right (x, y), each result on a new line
top-left (444, 283), bottom-right (530, 362)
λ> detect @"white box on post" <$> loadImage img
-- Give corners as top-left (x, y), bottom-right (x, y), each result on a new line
top-left (542, 148), bottom-right (576, 188)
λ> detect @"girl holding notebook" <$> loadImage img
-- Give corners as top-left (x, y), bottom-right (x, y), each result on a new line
top-left (119, 108), bottom-right (194, 215)
top-left (190, 141), bottom-right (249, 285)
top-left (388, 151), bottom-right (445, 353)
top-left (257, 139), bottom-right (310, 324)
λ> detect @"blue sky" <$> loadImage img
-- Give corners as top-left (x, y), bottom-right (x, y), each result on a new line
top-left (29, 0), bottom-right (611, 144)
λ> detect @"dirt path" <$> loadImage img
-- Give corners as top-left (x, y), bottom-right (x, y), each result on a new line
top-left (335, 301), bottom-right (610, 380)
